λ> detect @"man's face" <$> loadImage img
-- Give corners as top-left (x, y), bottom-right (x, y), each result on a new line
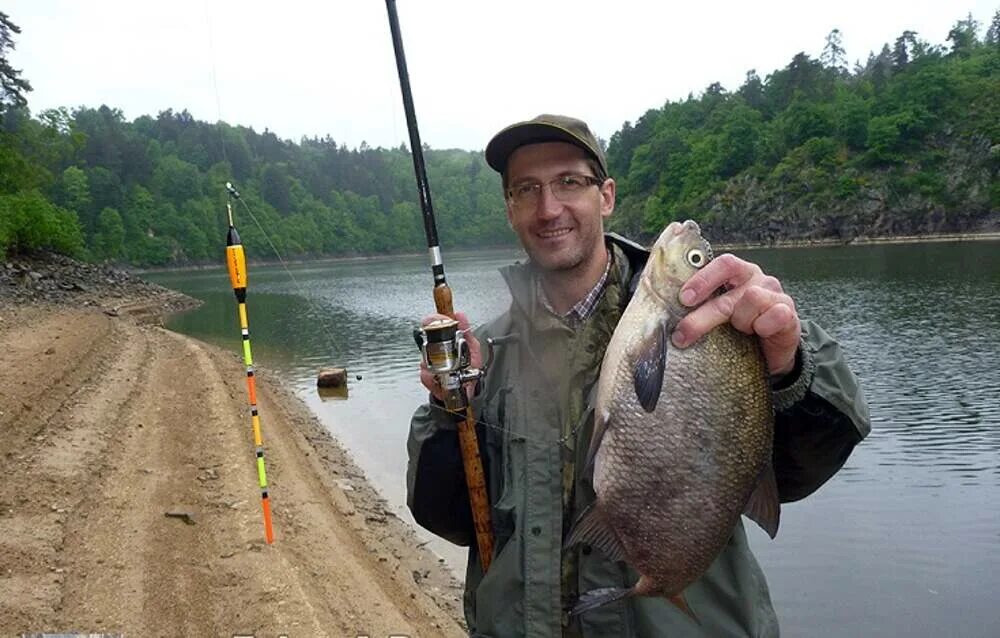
top-left (504, 142), bottom-right (615, 275)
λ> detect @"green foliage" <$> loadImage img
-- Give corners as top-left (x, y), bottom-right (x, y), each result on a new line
top-left (93, 207), bottom-right (125, 260)
top-left (606, 11), bottom-right (998, 241)
top-left (0, 9), bottom-right (996, 263)
top-left (0, 190), bottom-right (83, 258)
top-left (0, 12), bottom-right (32, 113)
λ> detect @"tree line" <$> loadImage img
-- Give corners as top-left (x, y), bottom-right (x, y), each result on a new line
top-left (606, 12), bottom-right (999, 242)
top-left (1, 10), bottom-right (997, 265)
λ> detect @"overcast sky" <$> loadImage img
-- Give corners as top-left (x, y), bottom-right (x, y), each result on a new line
top-left (5, 1), bottom-right (996, 151)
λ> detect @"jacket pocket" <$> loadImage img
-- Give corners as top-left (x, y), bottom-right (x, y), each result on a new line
top-left (482, 387), bottom-right (516, 552)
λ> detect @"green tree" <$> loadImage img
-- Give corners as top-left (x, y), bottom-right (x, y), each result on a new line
top-left (58, 166), bottom-right (92, 218)
top-left (93, 206), bottom-right (125, 260)
top-left (986, 10), bottom-right (1000, 46)
top-left (947, 14), bottom-right (980, 57)
top-left (821, 29), bottom-right (847, 74)
top-left (0, 191), bottom-right (83, 258)
top-left (0, 12), bottom-right (32, 113)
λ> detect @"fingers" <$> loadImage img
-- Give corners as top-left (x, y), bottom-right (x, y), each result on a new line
top-left (679, 253), bottom-right (761, 306)
top-left (420, 362), bottom-right (443, 400)
top-left (454, 311), bottom-right (483, 368)
top-left (730, 286), bottom-right (793, 335)
top-left (672, 291), bottom-right (736, 347)
top-left (672, 256), bottom-right (801, 376)
top-left (418, 311), bottom-right (481, 396)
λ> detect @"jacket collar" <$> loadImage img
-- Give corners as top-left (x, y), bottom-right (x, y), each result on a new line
top-left (499, 233), bottom-right (650, 323)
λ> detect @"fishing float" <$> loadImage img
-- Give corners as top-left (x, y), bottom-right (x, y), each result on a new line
top-left (224, 181), bottom-right (275, 545)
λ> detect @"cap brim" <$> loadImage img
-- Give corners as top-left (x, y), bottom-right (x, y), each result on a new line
top-left (485, 122), bottom-right (599, 174)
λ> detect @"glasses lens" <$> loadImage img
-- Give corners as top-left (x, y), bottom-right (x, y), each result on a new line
top-left (508, 175), bottom-right (597, 208)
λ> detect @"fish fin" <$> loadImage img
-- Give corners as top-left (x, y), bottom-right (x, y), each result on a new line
top-left (743, 463), bottom-right (781, 539)
top-left (571, 586), bottom-right (634, 617)
top-left (565, 503), bottom-right (627, 563)
top-left (633, 320), bottom-right (668, 412)
top-left (668, 593), bottom-right (700, 624)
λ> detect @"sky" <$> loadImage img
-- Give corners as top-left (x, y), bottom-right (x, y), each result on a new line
top-left (5, 1), bottom-right (997, 151)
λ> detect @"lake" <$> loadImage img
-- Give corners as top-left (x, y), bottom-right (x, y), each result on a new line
top-left (146, 239), bottom-right (1000, 637)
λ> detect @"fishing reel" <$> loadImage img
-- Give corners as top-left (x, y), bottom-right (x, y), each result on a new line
top-left (414, 318), bottom-right (507, 412)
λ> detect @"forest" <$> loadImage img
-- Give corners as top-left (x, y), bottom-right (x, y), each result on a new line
top-left (0, 10), bottom-right (997, 265)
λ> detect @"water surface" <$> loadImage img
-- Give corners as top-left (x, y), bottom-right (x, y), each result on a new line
top-left (148, 240), bottom-right (1000, 637)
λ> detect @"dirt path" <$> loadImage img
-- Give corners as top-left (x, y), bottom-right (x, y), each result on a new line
top-left (0, 304), bottom-right (464, 637)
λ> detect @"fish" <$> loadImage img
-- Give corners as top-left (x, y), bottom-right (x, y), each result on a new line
top-left (566, 219), bottom-right (779, 619)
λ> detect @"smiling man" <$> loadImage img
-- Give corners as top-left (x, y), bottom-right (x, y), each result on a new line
top-left (406, 114), bottom-right (870, 637)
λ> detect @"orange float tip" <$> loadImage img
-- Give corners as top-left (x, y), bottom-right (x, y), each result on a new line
top-left (262, 497), bottom-right (275, 544)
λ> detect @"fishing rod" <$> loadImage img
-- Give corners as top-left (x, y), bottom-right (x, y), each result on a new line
top-left (385, 0), bottom-right (496, 571)
top-left (225, 181), bottom-right (275, 545)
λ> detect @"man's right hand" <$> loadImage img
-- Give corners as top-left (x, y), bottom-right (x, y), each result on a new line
top-left (419, 311), bottom-right (482, 403)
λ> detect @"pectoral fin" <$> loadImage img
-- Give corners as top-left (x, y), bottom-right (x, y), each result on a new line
top-left (565, 502), bottom-right (627, 563)
top-left (571, 586), bottom-right (635, 616)
top-left (633, 321), bottom-right (668, 412)
top-left (743, 463), bottom-right (781, 539)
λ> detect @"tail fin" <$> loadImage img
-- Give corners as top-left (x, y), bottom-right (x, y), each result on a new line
top-left (570, 586), bottom-right (635, 617)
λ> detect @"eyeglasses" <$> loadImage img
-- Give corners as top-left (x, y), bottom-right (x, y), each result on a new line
top-left (505, 174), bottom-right (603, 209)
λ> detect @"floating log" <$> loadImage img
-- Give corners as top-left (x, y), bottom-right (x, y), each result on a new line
top-left (317, 367), bottom-right (348, 388)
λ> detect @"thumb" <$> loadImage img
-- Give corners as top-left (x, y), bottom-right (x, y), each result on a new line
top-left (454, 311), bottom-right (472, 331)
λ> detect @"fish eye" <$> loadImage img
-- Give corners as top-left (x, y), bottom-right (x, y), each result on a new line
top-left (686, 249), bottom-right (706, 268)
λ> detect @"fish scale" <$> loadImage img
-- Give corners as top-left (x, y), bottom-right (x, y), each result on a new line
top-left (568, 220), bottom-right (777, 617)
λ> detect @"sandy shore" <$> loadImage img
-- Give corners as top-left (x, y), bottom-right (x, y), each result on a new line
top-left (0, 286), bottom-right (465, 636)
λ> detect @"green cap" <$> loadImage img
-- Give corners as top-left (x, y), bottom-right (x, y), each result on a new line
top-left (485, 114), bottom-right (607, 176)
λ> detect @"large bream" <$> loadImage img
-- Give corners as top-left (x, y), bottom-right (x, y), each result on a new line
top-left (568, 220), bottom-right (781, 617)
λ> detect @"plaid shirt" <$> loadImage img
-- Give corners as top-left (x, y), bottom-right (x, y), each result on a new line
top-left (538, 250), bottom-right (612, 329)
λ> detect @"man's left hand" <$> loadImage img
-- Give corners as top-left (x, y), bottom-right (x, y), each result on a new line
top-left (671, 253), bottom-right (800, 378)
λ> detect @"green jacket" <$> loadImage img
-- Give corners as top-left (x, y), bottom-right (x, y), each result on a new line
top-left (407, 235), bottom-right (870, 637)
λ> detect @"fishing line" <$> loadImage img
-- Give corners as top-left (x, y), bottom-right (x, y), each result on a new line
top-left (201, 3), bottom-right (366, 382)
top-left (424, 392), bottom-right (579, 452)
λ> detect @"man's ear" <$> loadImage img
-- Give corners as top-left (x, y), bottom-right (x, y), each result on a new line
top-left (600, 178), bottom-right (616, 219)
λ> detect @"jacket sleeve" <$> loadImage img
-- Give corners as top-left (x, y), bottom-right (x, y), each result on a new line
top-left (770, 319), bottom-right (871, 502)
top-left (406, 399), bottom-right (475, 546)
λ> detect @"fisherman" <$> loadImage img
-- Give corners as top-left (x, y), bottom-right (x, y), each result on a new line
top-left (406, 114), bottom-right (870, 637)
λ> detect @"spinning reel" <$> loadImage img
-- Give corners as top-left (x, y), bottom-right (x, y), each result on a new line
top-left (414, 319), bottom-right (512, 412)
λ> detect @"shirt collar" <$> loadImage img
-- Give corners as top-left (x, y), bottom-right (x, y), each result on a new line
top-left (537, 249), bottom-right (612, 329)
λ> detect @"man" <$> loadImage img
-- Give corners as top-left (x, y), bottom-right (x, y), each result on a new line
top-left (406, 114), bottom-right (870, 637)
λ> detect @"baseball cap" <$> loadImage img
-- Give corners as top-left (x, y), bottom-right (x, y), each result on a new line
top-left (485, 114), bottom-right (608, 176)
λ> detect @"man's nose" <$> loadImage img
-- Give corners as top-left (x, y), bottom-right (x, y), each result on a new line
top-left (534, 184), bottom-right (562, 219)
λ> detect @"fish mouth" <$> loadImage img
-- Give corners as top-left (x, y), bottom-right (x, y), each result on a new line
top-left (675, 220), bottom-right (713, 261)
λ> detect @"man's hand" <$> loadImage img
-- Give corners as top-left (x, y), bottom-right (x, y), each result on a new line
top-left (671, 253), bottom-right (800, 378)
top-left (419, 311), bottom-right (482, 402)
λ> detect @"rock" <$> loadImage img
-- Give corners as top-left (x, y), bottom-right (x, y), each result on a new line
top-left (164, 510), bottom-right (197, 525)
top-left (316, 367), bottom-right (348, 388)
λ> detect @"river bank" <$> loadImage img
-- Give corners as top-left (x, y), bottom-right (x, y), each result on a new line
top-left (0, 252), bottom-right (465, 637)
top-left (124, 228), bottom-right (1000, 274)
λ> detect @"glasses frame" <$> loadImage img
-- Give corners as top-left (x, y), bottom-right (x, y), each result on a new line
top-left (505, 174), bottom-right (604, 210)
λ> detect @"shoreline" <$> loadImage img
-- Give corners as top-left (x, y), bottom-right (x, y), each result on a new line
top-left (716, 230), bottom-right (1000, 251)
top-left (0, 261), bottom-right (466, 636)
top-left (128, 229), bottom-right (1000, 273)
